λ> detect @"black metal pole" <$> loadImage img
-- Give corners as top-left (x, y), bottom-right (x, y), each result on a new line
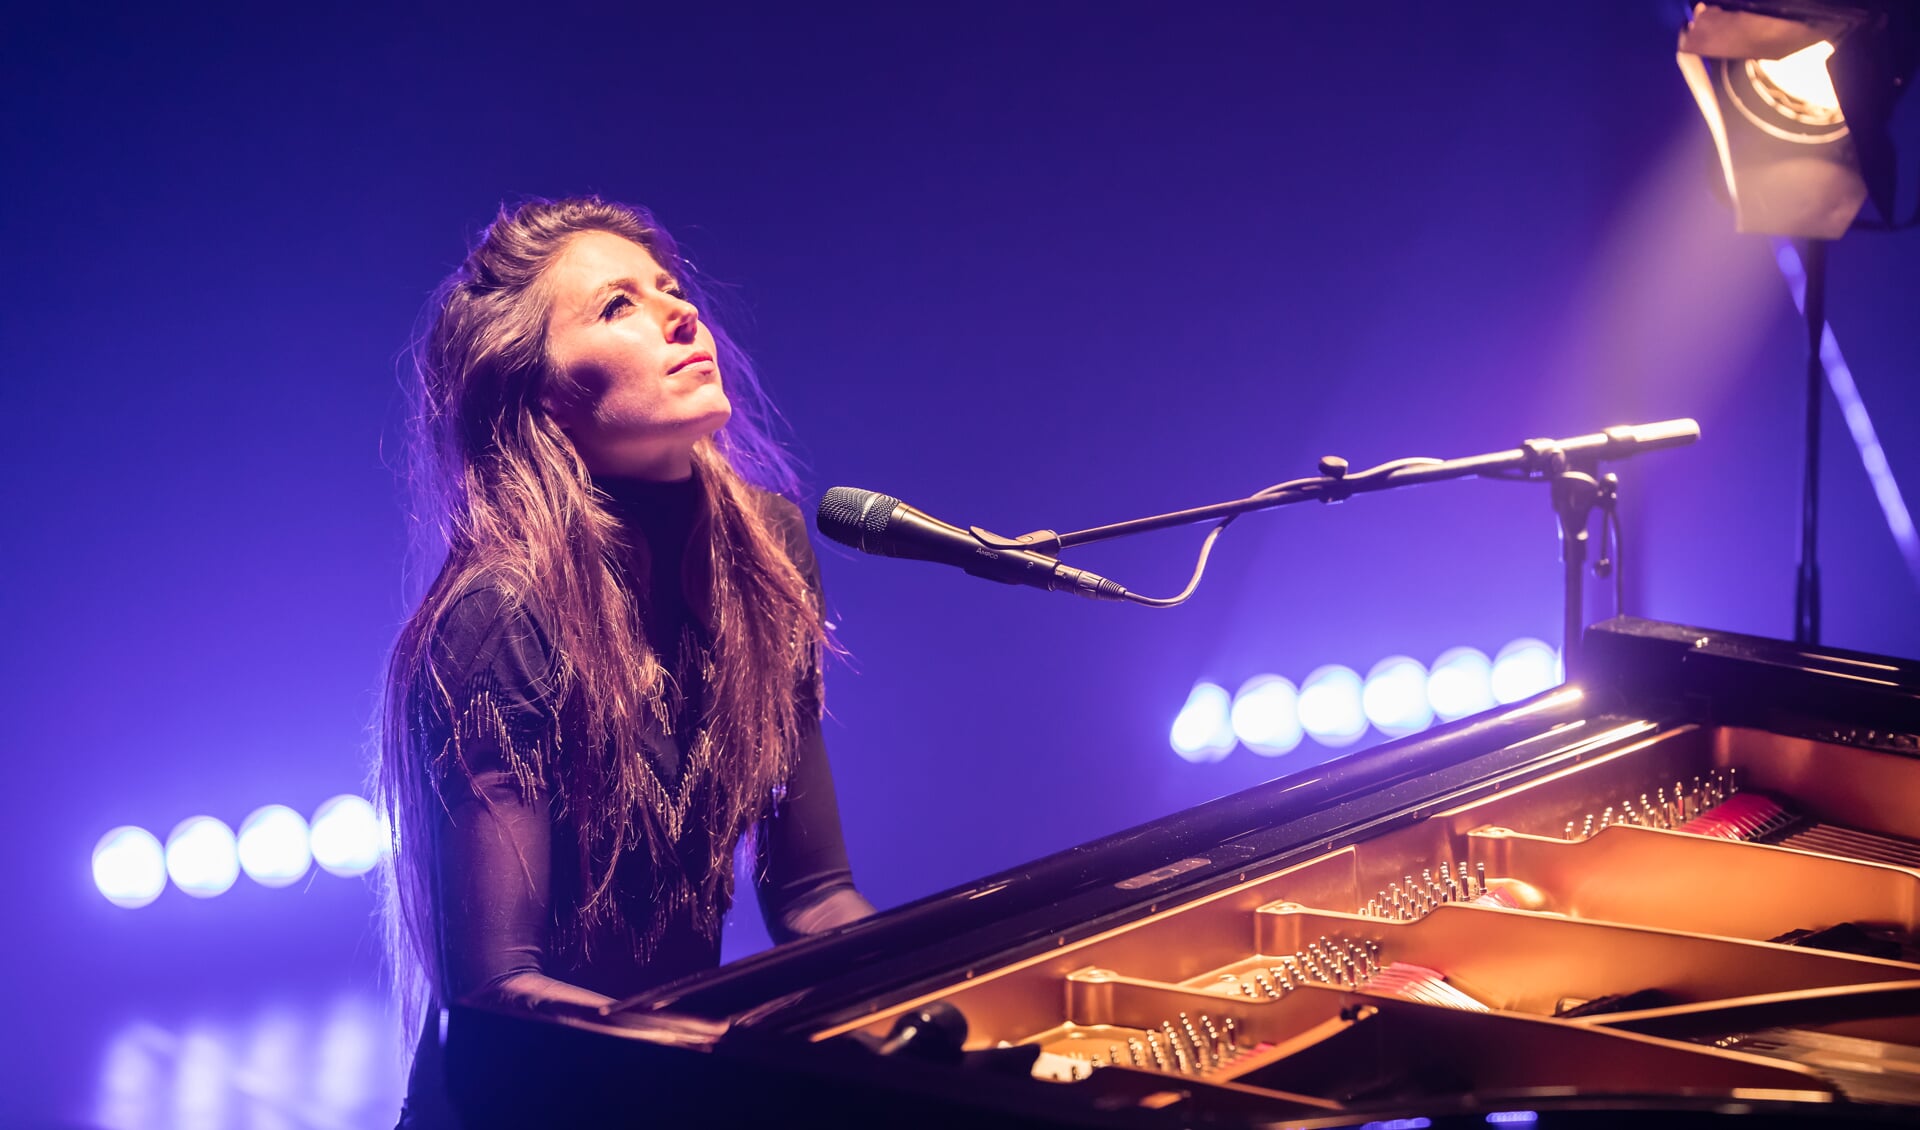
top-left (1795, 239), bottom-right (1826, 646)
top-left (1550, 468), bottom-right (1598, 683)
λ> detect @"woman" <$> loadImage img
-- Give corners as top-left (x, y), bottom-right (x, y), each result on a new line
top-left (378, 197), bottom-right (874, 1126)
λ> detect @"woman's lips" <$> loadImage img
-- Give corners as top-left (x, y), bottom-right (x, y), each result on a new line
top-left (668, 351), bottom-right (714, 374)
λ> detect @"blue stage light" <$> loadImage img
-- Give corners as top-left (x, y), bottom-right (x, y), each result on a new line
top-left (1492, 638), bottom-right (1561, 704)
top-left (1427, 646), bottom-right (1495, 722)
top-left (1231, 674), bottom-right (1304, 756)
top-left (1362, 656), bottom-right (1433, 738)
top-left (309, 795), bottom-right (387, 878)
top-left (93, 826), bottom-right (167, 908)
top-left (238, 804), bottom-right (313, 888)
top-left (165, 816), bottom-right (240, 898)
top-left (1298, 665), bottom-right (1367, 747)
top-left (1170, 682), bottom-right (1236, 763)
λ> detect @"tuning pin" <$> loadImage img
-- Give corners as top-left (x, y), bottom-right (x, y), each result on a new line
top-left (1147, 1032), bottom-right (1168, 1071)
top-left (1179, 1019), bottom-right (1205, 1063)
top-left (1222, 1016), bottom-right (1238, 1053)
top-left (1271, 964), bottom-right (1295, 991)
top-left (1108, 1042), bottom-right (1121, 1065)
top-left (1127, 1037), bottom-right (1145, 1067)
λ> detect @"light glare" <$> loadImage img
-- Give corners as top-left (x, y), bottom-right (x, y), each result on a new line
top-left (1362, 656), bottom-right (1433, 738)
top-left (1231, 675), bottom-right (1303, 756)
top-left (1298, 665), bottom-right (1367, 747)
top-left (238, 804), bottom-right (313, 888)
top-left (1427, 647), bottom-right (1495, 722)
top-left (1170, 682), bottom-right (1236, 763)
top-left (309, 795), bottom-right (387, 878)
top-left (93, 826), bottom-right (167, 908)
top-left (1751, 41), bottom-right (1841, 120)
top-left (1491, 638), bottom-right (1561, 704)
top-left (165, 816), bottom-right (240, 898)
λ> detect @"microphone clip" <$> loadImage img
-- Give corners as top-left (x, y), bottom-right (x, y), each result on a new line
top-left (968, 526), bottom-right (1065, 557)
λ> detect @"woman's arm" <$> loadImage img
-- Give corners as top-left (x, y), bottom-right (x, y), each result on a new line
top-left (755, 719), bottom-right (876, 941)
top-left (754, 495), bottom-right (876, 941)
top-left (426, 588), bottom-right (611, 1017)
top-left (433, 764), bottom-right (614, 1017)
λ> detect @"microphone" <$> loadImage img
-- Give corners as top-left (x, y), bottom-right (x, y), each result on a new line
top-left (1549, 418), bottom-right (1701, 463)
top-left (817, 487), bottom-right (1129, 601)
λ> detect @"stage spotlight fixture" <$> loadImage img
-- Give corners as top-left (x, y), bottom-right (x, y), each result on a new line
top-left (165, 816), bottom-right (240, 898)
top-left (93, 826), bottom-right (168, 908)
top-left (1231, 674), bottom-right (1305, 756)
top-left (1171, 682), bottom-right (1237, 763)
top-left (1680, 3), bottom-right (1918, 644)
top-left (1427, 647), bottom-right (1496, 723)
top-left (309, 795), bottom-right (387, 878)
top-left (1677, 2), bottom-right (1916, 237)
top-left (237, 804), bottom-right (313, 888)
top-left (1491, 638), bottom-right (1563, 705)
top-left (1298, 665), bottom-right (1368, 748)
top-left (1362, 656), bottom-right (1434, 739)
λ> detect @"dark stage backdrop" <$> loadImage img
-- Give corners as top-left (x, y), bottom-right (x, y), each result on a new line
top-left (5, 3), bottom-right (1917, 1126)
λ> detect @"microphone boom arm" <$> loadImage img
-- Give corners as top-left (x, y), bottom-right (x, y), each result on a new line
top-left (996, 419), bottom-right (1699, 556)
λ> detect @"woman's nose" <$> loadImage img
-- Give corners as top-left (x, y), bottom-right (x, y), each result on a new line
top-left (661, 293), bottom-right (699, 344)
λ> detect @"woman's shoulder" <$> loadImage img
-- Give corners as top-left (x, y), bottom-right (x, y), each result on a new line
top-left (743, 485), bottom-right (805, 531)
top-left (742, 486), bottom-right (813, 563)
top-left (427, 577), bottom-right (558, 694)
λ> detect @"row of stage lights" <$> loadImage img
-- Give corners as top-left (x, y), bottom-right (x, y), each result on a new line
top-left (93, 643), bottom-right (1557, 901)
top-left (1171, 638), bottom-right (1561, 762)
top-left (92, 795), bottom-right (389, 908)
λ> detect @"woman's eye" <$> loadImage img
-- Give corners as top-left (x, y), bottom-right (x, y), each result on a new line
top-left (600, 294), bottom-right (634, 319)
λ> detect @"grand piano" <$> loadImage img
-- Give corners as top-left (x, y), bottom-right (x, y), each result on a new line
top-left (445, 617), bottom-right (1920, 1127)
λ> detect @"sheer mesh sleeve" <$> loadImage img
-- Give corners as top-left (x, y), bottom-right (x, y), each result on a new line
top-left (755, 499), bottom-right (876, 941)
top-left (422, 589), bottom-right (602, 1010)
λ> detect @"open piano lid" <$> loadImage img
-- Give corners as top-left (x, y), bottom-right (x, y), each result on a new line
top-left (446, 618), bottom-right (1920, 1127)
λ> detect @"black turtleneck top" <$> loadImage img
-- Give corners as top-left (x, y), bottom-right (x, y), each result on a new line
top-left (400, 479), bottom-right (871, 1128)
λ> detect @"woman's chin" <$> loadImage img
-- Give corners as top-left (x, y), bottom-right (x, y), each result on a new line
top-left (582, 421), bottom-right (731, 479)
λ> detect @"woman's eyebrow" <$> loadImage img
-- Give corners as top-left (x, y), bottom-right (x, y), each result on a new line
top-left (591, 277), bottom-right (641, 302)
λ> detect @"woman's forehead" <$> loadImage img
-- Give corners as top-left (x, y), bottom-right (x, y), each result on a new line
top-left (550, 230), bottom-right (665, 291)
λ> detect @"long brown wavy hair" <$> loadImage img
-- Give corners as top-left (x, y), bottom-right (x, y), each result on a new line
top-left (376, 197), bottom-right (825, 1029)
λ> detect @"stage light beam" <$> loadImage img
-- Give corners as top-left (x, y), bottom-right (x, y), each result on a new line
top-left (1231, 675), bottom-right (1304, 756)
top-left (309, 795), bottom-right (387, 878)
top-left (1492, 638), bottom-right (1562, 704)
top-left (93, 826), bottom-right (167, 908)
top-left (1171, 682), bottom-right (1236, 763)
top-left (165, 816), bottom-right (240, 898)
top-left (1428, 647), bottom-right (1495, 722)
top-left (237, 804), bottom-right (313, 888)
top-left (1362, 656), bottom-right (1434, 738)
top-left (1298, 665), bottom-right (1367, 747)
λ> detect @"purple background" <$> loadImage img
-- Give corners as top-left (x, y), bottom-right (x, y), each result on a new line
top-left (5, 3), bottom-right (1917, 1126)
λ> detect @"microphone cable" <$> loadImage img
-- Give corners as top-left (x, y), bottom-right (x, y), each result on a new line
top-left (1118, 456), bottom-right (1444, 608)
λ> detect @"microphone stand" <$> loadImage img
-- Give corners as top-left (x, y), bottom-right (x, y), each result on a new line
top-left (975, 420), bottom-right (1695, 680)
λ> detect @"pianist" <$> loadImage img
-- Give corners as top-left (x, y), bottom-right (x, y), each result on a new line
top-left (376, 196), bottom-right (875, 1127)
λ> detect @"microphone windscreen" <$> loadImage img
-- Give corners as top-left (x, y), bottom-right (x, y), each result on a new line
top-left (817, 487), bottom-right (899, 550)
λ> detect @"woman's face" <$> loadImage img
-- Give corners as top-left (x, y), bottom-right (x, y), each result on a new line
top-left (541, 230), bottom-right (732, 480)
